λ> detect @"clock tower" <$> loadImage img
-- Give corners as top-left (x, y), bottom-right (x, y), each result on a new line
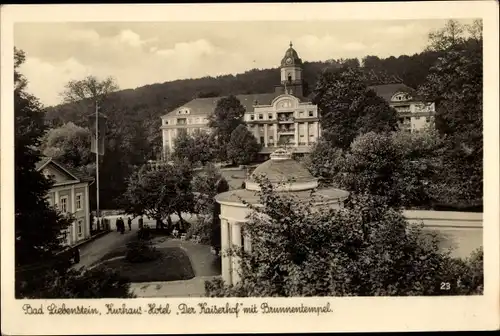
top-left (277, 41), bottom-right (304, 97)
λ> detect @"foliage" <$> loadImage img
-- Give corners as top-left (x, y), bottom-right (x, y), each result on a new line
top-left (17, 267), bottom-right (134, 299)
top-left (191, 164), bottom-right (230, 249)
top-left (126, 239), bottom-right (161, 263)
top-left (333, 131), bottom-right (445, 208)
top-left (173, 129), bottom-right (216, 165)
top-left (304, 138), bottom-right (345, 185)
top-left (226, 124), bottom-right (261, 165)
top-left (122, 160), bottom-right (194, 223)
top-left (419, 19), bottom-right (483, 207)
top-left (42, 122), bottom-right (95, 175)
top-left (312, 65), bottom-right (398, 149)
top-left (186, 215), bottom-right (213, 245)
top-left (14, 47), bottom-right (74, 268)
top-left (192, 163), bottom-right (227, 214)
top-left (205, 180), bottom-right (483, 297)
top-left (208, 95), bottom-right (247, 161)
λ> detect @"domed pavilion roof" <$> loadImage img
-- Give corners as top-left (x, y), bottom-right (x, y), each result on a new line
top-left (215, 148), bottom-right (349, 207)
top-left (280, 41), bottom-right (303, 67)
top-left (245, 149), bottom-right (318, 192)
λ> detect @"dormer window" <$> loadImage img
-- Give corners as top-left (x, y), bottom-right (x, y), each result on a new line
top-left (250, 115), bottom-right (255, 121)
top-left (259, 114), bottom-right (263, 120)
top-left (308, 111), bottom-right (314, 117)
top-left (268, 113), bottom-right (273, 119)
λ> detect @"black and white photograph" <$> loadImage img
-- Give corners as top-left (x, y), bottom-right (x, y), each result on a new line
top-left (1, 2), bottom-right (499, 334)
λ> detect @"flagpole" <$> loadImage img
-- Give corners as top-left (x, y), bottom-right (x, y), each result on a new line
top-left (95, 101), bottom-right (100, 230)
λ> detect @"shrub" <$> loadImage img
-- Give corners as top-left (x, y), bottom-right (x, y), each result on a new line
top-left (125, 239), bottom-right (160, 263)
top-left (17, 267), bottom-right (134, 299)
top-left (137, 226), bottom-right (152, 240)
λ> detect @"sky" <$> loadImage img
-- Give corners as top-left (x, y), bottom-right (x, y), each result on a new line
top-left (14, 19), bottom-right (473, 107)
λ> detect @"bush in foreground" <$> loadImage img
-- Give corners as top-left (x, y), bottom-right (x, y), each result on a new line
top-left (17, 267), bottom-right (135, 299)
top-left (205, 180), bottom-right (483, 297)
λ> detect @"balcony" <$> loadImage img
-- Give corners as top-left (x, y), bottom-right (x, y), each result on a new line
top-left (278, 116), bottom-right (295, 123)
top-left (278, 127), bottom-right (295, 134)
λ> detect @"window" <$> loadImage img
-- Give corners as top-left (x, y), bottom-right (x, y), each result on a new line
top-left (60, 196), bottom-right (68, 213)
top-left (308, 111), bottom-right (314, 117)
top-left (415, 116), bottom-right (421, 120)
top-left (76, 193), bottom-right (83, 211)
top-left (164, 120), bottom-right (169, 125)
top-left (300, 135), bottom-right (304, 137)
top-left (269, 136), bottom-right (273, 140)
top-left (177, 118), bottom-right (187, 125)
top-left (259, 114), bottom-right (263, 120)
top-left (77, 219), bottom-right (83, 236)
top-left (250, 114), bottom-right (255, 121)
top-left (426, 117), bottom-right (431, 123)
top-left (310, 134), bottom-right (314, 137)
top-left (268, 113), bottom-right (273, 119)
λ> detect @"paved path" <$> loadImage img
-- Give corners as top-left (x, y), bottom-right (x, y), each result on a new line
top-left (76, 216), bottom-right (154, 269)
top-left (130, 238), bottom-right (221, 298)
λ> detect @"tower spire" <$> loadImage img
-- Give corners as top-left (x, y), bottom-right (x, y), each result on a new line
top-left (289, 41), bottom-right (293, 48)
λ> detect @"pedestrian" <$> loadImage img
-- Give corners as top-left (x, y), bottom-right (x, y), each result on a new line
top-left (118, 217), bottom-right (124, 234)
top-left (115, 217), bottom-right (120, 232)
top-left (138, 216), bottom-right (144, 230)
top-left (128, 217), bottom-right (132, 231)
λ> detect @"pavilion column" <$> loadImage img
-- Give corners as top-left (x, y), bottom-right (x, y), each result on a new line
top-left (294, 122), bottom-right (299, 147)
top-left (220, 218), bottom-right (232, 285)
top-left (168, 130), bottom-right (173, 152)
top-left (231, 221), bottom-right (242, 285)
top-left (317, 122), bottom-right (321, 139)
top-left (305, 121), bottom-right (309, 146)
top-left (264, 124), bottom-right (268, 147)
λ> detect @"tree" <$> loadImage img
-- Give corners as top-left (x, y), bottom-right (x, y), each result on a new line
top-left (205, 179), bottom-right (483, 297)
top-left (333, 131), bottom-right (444, 208)
top-left (312, 65), bottom-right (398, 149)
top-left (14, 47), bottom-right (132, 299)
top-left (208, 95), bottom-right (246, 161)
top-left (227, 124), bottom-right (261, 165)
top-left (191, 129), bottom-right (217, 165)
top-left (190, 164), bottom-right (230, 248)
top-left (172, 129), bottom-right (195, 161)
top-left (123, 160), bottom-right (195, 228)
top-left (14, 47), bottom-right (74, 267)
top-left (42, 122), bottom-right (94, 175)
top-left (173, 129), bottom-right (216, 165)
top-left (419, 19), bottom-right (483, 208)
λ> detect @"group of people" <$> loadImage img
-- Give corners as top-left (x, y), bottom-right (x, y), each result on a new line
top-left (115, 216), bottom-right (132, 234)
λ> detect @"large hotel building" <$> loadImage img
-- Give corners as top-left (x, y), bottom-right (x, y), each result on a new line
top-left (160, 43), bottom-right (435, 157)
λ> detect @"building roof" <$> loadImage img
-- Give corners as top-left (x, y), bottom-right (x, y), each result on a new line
top-left (368, 83), bottom-right (419, 103)
top-left (215, 186), bottom-right (350, 206)
top-left (36, 157), bottom-right (94, 183)
top-left (162, 92), bottom-right (311, 119)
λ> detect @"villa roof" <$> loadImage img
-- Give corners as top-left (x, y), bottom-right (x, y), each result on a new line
top-left (368, 83), bottom-right (419, 103)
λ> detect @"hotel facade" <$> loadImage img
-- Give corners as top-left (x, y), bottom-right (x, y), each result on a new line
top-left (160, 43), bottom-right (435, 157)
